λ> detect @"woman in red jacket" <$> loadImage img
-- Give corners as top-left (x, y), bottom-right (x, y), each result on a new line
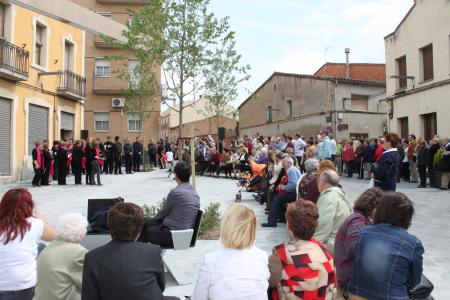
top-left (343, 140), bottom-right (355, 178)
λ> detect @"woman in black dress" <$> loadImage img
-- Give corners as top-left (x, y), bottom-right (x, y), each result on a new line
top-left (57, 141), bottom-right (69, 185)
top-left (71, 140), bottom-right (83, 185)
top-left (41, 141), bottom-right (53, 186)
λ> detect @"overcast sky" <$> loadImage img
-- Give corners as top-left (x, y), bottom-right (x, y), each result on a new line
top-left (209, 0), bottom-right (413, 107)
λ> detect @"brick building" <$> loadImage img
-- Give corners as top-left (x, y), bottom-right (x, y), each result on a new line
top-left (238, 63), bottom-right (387, 140)
top-left (71, 0), bottom-right (160, 143)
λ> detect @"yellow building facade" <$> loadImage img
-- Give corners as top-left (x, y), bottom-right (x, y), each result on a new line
top-left (0, 3), bottom-right (85, 183)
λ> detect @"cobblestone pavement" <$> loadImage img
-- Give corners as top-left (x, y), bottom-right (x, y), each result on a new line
top-left (0, 171), bottom-right (448, 299)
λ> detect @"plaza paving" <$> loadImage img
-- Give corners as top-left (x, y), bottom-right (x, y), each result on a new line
top-left (0, 170), bottom-right (449, 299)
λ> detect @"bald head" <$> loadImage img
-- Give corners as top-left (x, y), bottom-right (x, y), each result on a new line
top-left (318, 169), bottom-right (340, 192)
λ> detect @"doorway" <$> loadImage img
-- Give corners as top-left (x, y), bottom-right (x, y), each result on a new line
top-left (423, 113), bottom-right (437, 142)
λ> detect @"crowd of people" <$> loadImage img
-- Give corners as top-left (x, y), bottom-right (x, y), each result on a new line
top-left (31, 136), bottom-right (149, 187)
top-left (2, 129), bottom-right (447, 300)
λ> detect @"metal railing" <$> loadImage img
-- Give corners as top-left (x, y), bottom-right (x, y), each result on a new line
top-left (58, 70), bottom-right (86, 99)
top-left (93, 72), bottom-right (130, 93)
top-left (0, 38), bottom-right (29, 77)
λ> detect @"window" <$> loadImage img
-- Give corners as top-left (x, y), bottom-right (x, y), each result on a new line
top-left (420, 44), bottom-right (434, 81)
top-left (266, 106), bottom-right (272, 123)
top-left (94, 112), bottom-right (109, 131)
top-left (0, 4), bottom-right (5, 38)
top-left (398, 117), bottom-right (409, 139)
top-left (128, 114), bottom-right (143, 132)
top-left (396, 56), bottom-right (407, 90)
top-left (286, 100), bottom-right (293, 118)
top-left (350, 94), bottom-right (369, 111)
top-left (64, 41), bottom-right (74, 71)
top-left (128, 59), bottom-right (140, 88)
top-left (34, 23), bottom-right (46, 66)
top-left (95, 60), bottom-right (111, 77)
top-left (422, 113), bottom-right (437, 142)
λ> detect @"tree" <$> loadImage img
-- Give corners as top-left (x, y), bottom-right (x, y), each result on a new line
top-left (123, 0), bottom-right (246, 148)
top-left (202, 32), bottom-right (250, 134)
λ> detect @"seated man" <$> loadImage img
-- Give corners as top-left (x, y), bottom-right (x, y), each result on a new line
top-left (262, 156), bottom-right (301, 227)
top-left (81, 203), bottom-right (179, 300)
top-left (313, 170), bottom-right (352, 254)
top-left (140, 161), bottom-right (200, 247)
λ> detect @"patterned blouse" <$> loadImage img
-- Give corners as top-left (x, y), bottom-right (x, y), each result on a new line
top-left (269, 239), bottom-right (336, 300)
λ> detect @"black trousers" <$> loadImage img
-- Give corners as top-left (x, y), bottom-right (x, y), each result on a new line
top-left (401, 162), bottom-right (410, 181)
top-left (418, 165), bottom-right (427, 187)
top-left (149, 153), bottom-right (157, 167)
top-left (114, 155), bottom-right (122, 174)
top-left (133, 155), bottom-right (141, 172)
top-left (139, 218), bottom-right (173, 248)
top-left (32, 168), bottom-right (42, 186)
top-left (125, 155), bottom-right (132, 173)
top-left (105, 156), bottom-right (114, 174)
top-left (0, 287), bottom-right (35, 300)
top-left (345, 161), bottom-right (353, 178)
top-left (41, 166), bottom-right (50, 185)
top-left (85, 162), bottom-right (92, 184)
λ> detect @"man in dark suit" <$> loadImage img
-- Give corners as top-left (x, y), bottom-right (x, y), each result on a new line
top-left (140, 161), bottom-right (200, 247)
top-left (81, 203), bottom-right (179, 300)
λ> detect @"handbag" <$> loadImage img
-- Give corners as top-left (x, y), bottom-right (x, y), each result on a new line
top-left (408, 274), bottom-right (434, 300)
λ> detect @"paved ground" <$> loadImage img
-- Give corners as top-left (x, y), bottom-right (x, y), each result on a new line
top-left (0, 170), bottom-right (448, 299)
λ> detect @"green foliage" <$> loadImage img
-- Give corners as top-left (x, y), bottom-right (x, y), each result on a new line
top-left (141, 197), bottom-right (166, 219)
top-left (199, 202), bottom-right (220, 235)
top-left (433, 147), bottom-right (445, 170)
top-left (104, 0), bottom-right (249, 143)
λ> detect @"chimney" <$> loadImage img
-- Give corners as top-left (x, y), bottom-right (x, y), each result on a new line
top-left (345, 48), bottom-right (350, 79)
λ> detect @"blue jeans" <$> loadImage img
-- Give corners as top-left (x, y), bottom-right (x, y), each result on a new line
top-left (268, 192), bottom-right (296, 225)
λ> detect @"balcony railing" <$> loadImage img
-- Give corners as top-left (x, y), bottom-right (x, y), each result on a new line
top-left (57, 70), bottom-right (86, 101)
top-left (93, 34), bottom-right (118, 48)
top-left (0, 38), bottom-right (29, 81)
top-left (96, 0), bottom-right (148, 3)
top-left (93, 72), bottom-right (130, 94)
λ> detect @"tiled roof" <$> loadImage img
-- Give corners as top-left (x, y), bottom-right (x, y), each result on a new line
top-left (314, 63), bottom-right (386, 82)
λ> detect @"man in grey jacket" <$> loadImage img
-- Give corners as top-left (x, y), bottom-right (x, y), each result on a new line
top-left (139, 161), bottom-right (200, 247)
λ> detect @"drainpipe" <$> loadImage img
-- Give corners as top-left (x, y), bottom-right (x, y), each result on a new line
top-left (345, 48), bottom-right (350, 79)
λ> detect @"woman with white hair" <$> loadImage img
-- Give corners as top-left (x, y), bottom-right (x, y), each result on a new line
top-left (33, 213), bottom-right (88, 300)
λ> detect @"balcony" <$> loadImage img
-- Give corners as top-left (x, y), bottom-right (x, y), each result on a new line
top-left (93, 73), bottom-right (129, 94)
top-left (96, 0), bottom-right (149, 3)
top-left (57, 70), bottom-right (86, 101)
top-left (0, 39), bottom-right (29, 81)
top-left (93, 34), bottom-right (118, 48)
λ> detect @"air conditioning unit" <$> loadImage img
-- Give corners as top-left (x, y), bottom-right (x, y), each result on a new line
top-left (338, 113), bottom-right (344, 120)
top-left (112, 98), bottom-right (125, 108)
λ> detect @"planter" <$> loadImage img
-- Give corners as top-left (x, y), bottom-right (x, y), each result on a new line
top-left (430, 170), bottom-right (450, 189)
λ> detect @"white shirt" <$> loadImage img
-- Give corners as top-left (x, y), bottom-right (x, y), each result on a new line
top-left (330, 139), bottom-right (337, 155)
top-left (0, 217), bottom-right (43, 291)
top-left (191, 246), bottom-right (269, 300)
top-left (293, 138), bottom-right (307, 157)
top-left (166, 151), bottom-right (174, 162)
top-left (403, 147), bottom-right (409, 163)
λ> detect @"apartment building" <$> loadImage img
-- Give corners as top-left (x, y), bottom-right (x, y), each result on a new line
top-left (71, 0), bottom-right (160, 143)
top-left (385, 0), bottom-right (450, 140)
top-left (0, 2), bottom-right (85, 183)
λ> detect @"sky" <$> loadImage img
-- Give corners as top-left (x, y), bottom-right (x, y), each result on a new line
top-left (209, 0), bottom-right (413, 107)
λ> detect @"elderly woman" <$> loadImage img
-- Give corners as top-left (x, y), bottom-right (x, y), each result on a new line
top-left (256, 147), bottom-right (269, 164)
top-left (191, 204), bottom-right (269, 300)
top-left (34, 213), bottom-right (88, 300)
top-left (348, 192), bottom-right (424, 300)
top-left (269, 200), bottom-right (336, 299)
top-left (298, 158), bottom-right (320, 203)
top-left (374, 133), bottom-right (400, 191)
top-left (0, 188), bottom-right (55, 300)
top-left (334, 188), bottom-right (383, 298)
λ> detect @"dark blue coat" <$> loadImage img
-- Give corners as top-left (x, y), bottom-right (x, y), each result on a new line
top-left (374, 149), bottom-right (400, 191)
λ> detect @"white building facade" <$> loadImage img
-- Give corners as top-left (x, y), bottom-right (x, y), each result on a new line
top-left (384, 0), bottom-right (450, 141)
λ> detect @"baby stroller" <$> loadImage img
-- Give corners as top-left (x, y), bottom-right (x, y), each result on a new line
top-left (235, 161), bottom-right (268, 202)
